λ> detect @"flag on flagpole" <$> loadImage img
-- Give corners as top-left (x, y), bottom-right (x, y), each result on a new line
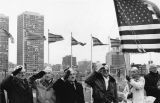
top-left (110, 38), bottom-right (121, 47)
top-left (92, 36), bottom-right (107, 46)
top-left (0, 29), bottom-right (14, 43)
top-left (24, 29), bottom-right (45, 40)
top-left (48, 33), bottom-right (64, 43)
top-left (71, 37), bottom-right (86, 46)
top-left (113, 0), bottom-right (160, 53)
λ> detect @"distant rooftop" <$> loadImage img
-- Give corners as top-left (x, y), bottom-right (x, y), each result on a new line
top-left (19, 11), bottom-right (43, 16)
top-left (0, 14), bottom-right (8, 18)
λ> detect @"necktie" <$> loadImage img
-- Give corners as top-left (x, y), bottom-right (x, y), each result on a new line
top-left (71, 82), bottom-right (76, 89)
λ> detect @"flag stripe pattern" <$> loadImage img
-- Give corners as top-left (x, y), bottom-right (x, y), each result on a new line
top-left (113, 0), bottom-right (160, 53)
top-left (24, 29), bottom-right (45, 40)
top-left (92, 36), bottom-right (106, 46)
top-left (71, 37), bottom-right (86, 46)
top-left (110, 38), bottom-right (121, 47)
top-left (48, 33), bottom-right (64, 43)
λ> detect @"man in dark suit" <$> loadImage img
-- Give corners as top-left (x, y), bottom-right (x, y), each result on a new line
top-left (64, 68), bottom-right (85, 103)
top-left (85, 63), bottom-right (118, 103)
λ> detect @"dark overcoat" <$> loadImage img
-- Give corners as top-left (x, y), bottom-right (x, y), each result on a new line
top-left (0, 75), bottom-right (33, 103)
top-left (85, 71), bottom-right (118, 103)
top-left (52, 78), bottom-right (66, 103)
top-left (64, 80), bottom-right (85, 103)
top-left (144, 72), bottom-right (160, 103)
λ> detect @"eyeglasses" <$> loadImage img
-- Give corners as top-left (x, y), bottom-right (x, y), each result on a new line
top-left (18, 72), bottom-right (25, 76)
top-left (69, 73), bottom-right (76, 76)
top-left (102, 69), bottom-right (109, 72)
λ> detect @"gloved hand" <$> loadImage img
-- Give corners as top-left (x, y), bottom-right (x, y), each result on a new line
top-left (29, 71), bottom-right (46, 84)
top-left (127, 93), bottom-right (133, 99)
top-left (12, 65), bottom-right (23, 76)
top-left (34, 71), bottom-right (46, 79)
top-left (126, 75), bottom-right (131, 82)
top-left (32, 71), bottom-right (46, 80)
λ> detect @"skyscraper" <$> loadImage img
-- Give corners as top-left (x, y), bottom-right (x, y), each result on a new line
top-left (17, 11), bottom-right (44, 72)
top-left (62, 55), bottom-right (77, 69)
top-left (0, 14), bottom-right (9, 71)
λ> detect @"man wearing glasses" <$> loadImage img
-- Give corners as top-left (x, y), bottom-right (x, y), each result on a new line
top-left (85, 63), bottom-right (118, 103)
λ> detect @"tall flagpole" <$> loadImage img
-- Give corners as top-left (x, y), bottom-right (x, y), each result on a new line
top-left (23, 28), bottom-right (25, 71)
top-left (90, 34), bottom-right (93, 103)
top-left (71, 32), bottom-right (73, 68)
top-left (91, 34), bottom-right (93, 72)
top-left (108, 36), bottom-right (111, 74)
top-left (48, 29), bottom-right (50, 64)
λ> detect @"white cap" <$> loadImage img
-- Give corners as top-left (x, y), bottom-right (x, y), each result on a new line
top-left (11, 65), bottom-right (25, 72)
top-left (43, 66), bottom-right (52, 73)
top-left (149, 64), bottom-right (157, 69)
top-left (96, 63), bottom-right (109, 71)
top-left (130, 67), bottom-right (138, 71)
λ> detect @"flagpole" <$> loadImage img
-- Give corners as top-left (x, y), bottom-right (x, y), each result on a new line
top-left (90, 34), bottom-right (93, 103)
top-left (108, 36), bottom-right (111, 74)
top-left (23, 29), bottom-right (25, 71)
top-left (48, 29), bottom-right (50, 64)
top-left (71, 32), bottom-right (72, 68)
top-left (149, 52), bottom-right (152, 62)
top-left (91, 34), bottom-right (93, 72)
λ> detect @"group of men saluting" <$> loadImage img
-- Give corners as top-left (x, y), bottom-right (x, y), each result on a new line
top-left (2, 63), bottom-right (159, 103)
top-left (0, 65), bottom-right (85, 103)
top-left (0, 63), bottom-right (118, 103)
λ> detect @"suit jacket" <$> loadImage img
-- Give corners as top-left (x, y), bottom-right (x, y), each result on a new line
top-left (85, 71), bottom-right (118, 103)
top-left (64, 80), bottom-right (85, 103)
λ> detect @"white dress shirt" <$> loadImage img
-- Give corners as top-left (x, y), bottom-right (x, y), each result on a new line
top-left (103, 76), bottom-right (109, 90)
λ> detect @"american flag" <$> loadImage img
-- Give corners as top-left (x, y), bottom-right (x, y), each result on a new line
top-left (110, 38), bottom-right (121, 47)
top-left (24, 29), bottom-right (45, 41)
top-left (71, 37), bottom-right (86, 46)
top-left (48, 33), bottom-right (64, 43)
top-left (92, 36), bottom-right (107, 46)
top-left (113, 0), bottom-right (160, 53)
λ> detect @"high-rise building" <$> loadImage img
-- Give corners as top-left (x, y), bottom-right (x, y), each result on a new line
top-left (17, 11), bottom-right (44, 72)
top-left (0, 14), bottom-right (9, 71)
top-left (106, 46), bottom-right (130, 77)
top-left (78, 61), bottom-right (91, 73)
top-left (62, 55), bottom-right (77, 69)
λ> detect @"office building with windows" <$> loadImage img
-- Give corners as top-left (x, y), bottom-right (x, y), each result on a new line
top-left (17, 11), bottom-right (44, 71)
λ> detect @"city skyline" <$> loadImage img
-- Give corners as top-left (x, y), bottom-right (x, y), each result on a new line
top-left (1, 0), bottom-right (160, 65)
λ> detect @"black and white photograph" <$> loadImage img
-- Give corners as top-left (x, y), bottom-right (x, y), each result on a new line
top-left (0, 0), bottom-right (160, 103)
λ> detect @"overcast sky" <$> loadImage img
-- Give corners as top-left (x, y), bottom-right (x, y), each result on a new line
top-left (1, 0), bottom-right (160, 65)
